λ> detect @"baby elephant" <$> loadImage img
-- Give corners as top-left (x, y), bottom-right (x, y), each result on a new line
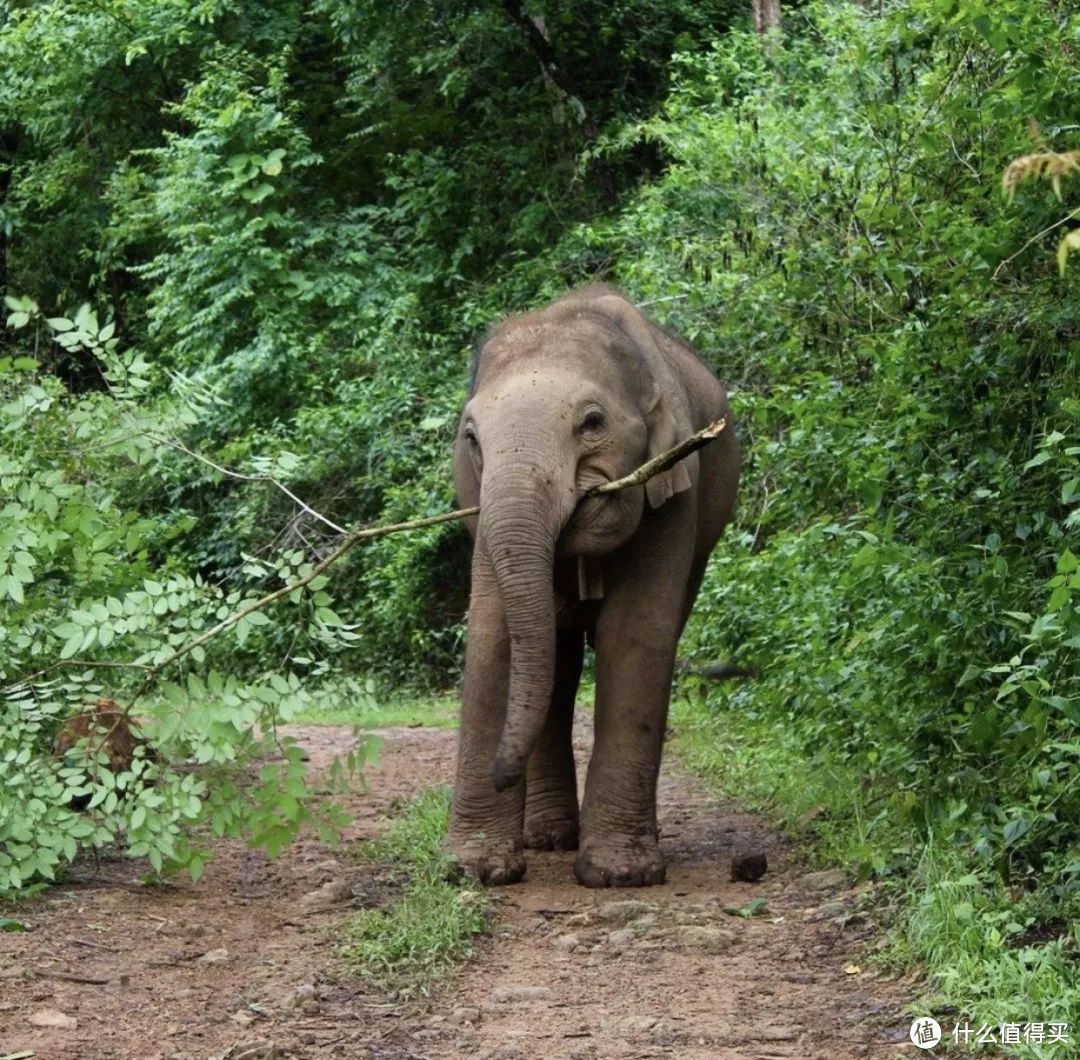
top-left (450, 285), bottom-right (739, 887)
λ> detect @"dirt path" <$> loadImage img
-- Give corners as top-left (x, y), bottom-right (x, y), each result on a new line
top-left (1, 722), bottom-right (912, 1059)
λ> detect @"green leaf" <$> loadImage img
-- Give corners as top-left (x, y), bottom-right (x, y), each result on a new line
top-left (242, 183), bottom-right (275, 204)
top-left (59, 632), bottom-right (83, 660)
top-left (0, 917), bottom-right (29, 932)
top-left (46, 317), bottom-right (74, 332)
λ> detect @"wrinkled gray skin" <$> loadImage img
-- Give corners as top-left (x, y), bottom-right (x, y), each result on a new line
top-left (450, 285), bottom-right (740, 887)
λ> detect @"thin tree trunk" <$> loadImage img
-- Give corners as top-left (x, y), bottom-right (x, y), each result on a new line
top-left (752, 0), bottom-right (781, 34)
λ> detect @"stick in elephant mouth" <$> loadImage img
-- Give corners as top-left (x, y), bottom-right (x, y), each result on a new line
top-left (586, 417), bottom-right (727, 498)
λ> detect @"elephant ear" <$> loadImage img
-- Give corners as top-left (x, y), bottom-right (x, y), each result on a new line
top-left (571, 288), bottom-right (699, 508)
top-left (644, 386), bottom-right (697, 509)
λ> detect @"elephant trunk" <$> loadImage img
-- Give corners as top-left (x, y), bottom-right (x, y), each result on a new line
top-left (479, 468), bottom-right (564, 793)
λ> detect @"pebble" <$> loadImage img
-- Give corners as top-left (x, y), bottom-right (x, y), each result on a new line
top-left (298, 878), bottom-right (354, 912)
top-left (197, 947), bottom-right (229, 964)
top-left (231, 1042), bottom-right (280, 1060)
top-left (676, 925), bottom-right (737, 953)
top-left (596, 899), bottom-right (654, 923)
top-left (606, 927), bottom-right (636, 948)
top-left (28, 1008), bottom-right (77, 1029)
top-left (608, 1013), bottom-right (659, 1036)
top-left (450, 1006), bottom-right (481, 1025)
top-left (799, 869), bottom-right (847, 892)
top-left (491, 985), bottom-right (554, 1003)
top-left (553, 933), bottom-right (580, 952)
top-left (290, 983), bottom-right (319, 1007)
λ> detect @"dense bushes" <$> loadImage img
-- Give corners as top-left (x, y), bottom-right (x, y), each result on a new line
top-left (611, 0), bottom-right (1078, 1032)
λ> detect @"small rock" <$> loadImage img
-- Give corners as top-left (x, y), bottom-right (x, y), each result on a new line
top-left (290, 983), bottom-right (319, 1007)
top-left (231, 1011), bottom-right (256, 1026)
top-left (298, 878), bottom-right (354, 913)
top-left (611, 1014), bottom-right (659, 1036)
top-left (676, 926), bottom-right (736, 954)
top-left (29, 1008), bottom-right (78, 1029)
top-left (799, 869), bottom-right (847, 892)
top-left (450, 1006), bottom-right (481, 1025)
top-left (491, 985), bottom-right (554, 1003)
top-left (231, 1042), bottom-right (280, 1060)
top-left (596, 899), bottom-right (653, 924)
top-left (628, 914), bottom-right (658, 931)
top-left (198, 947), bottom-right (230, 965)
top-left (553, 933), bottom-right (580, 952)
top-left (606, 927), bottom-right (636, 948)
top-left (301, 999), bottom-right (321, 1015)
top-left (731, 850), bottom-right (768, 882)
top-left (807, 900), bottom-right (847, 921)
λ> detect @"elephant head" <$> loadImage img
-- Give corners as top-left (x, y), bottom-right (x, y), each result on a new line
top-left (453, 286), bottom-right (699, 792)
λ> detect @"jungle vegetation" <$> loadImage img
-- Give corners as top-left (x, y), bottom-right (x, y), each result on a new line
top-left (0, 0), bottom-right (1076, 1043)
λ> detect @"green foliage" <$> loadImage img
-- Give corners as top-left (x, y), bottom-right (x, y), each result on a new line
top-left (342, 787), bottom-right (487, 993)
top-left (0, 316), bottom-right (372, 893)
top-left (631, 0), bottom-right (1080, 1041)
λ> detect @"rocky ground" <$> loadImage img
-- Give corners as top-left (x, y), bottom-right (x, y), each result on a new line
top-left (0, 721), bottom-right (915, 1059)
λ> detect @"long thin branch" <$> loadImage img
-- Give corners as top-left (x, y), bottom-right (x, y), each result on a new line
top-left (993, 206), bottom-right (1080, 280)
top-left (127, 419), bottom-right (727, 701)
top-left (146, 433), bottom-right (348, 536)
top-left (128, 506), bottom-right (480, 705)
top-left (19, 420), bottom-right (728, 718)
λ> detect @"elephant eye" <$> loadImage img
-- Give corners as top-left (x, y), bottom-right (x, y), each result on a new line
top-left (464, 425), bottom-right (479, 446)
top-left (579, 410), bottom-right (606, 435)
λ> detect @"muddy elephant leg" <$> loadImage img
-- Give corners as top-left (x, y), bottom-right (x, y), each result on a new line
top-left (448, 550), bottom-right (526, 885)
top-left (575, 513), bottom-right (693, 888)
top-left (524, 629), bottom-right (583, 851)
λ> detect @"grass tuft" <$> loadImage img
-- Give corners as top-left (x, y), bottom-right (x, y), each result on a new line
top-left (340, 786), bottom-right (487, 994)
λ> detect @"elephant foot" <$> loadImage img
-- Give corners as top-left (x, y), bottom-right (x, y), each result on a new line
top-left (574, 838), bottom-right (666, 888)
top-left (447, 835), bottom-right (526, 886)
top-left (523, 814), bottom-right (579, 851)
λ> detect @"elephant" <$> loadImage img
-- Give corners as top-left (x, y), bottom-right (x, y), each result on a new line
top-left (449, 284), bottom-right (740, 888)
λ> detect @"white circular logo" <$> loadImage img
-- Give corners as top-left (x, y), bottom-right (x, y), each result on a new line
top-left (910, 1017), bottom-right (942, 1050)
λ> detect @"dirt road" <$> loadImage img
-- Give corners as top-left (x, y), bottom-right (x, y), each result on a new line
top-left (0, 722), bottom-right (912, 1059)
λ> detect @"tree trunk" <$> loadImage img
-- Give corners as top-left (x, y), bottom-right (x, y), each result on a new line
top-left (752, 0), bottom-right (781, 34)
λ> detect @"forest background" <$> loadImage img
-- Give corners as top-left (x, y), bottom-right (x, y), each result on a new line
top-left (0, 0), bottom-right (1077, 1041)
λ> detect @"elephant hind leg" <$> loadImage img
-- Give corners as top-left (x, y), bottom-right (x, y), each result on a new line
top-left (524, 629), bottom-right (584, 851)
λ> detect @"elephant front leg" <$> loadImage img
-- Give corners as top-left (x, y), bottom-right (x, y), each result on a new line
top-left (576, 614), bottom-right (678, 888)
top-left (449, 556), bottom-right (526, 885)
top-left (524, 630), bottom-right (583, 851)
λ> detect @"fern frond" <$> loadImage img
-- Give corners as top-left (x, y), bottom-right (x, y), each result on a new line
top-left (1002, 151), bottom-right (1080, 203)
